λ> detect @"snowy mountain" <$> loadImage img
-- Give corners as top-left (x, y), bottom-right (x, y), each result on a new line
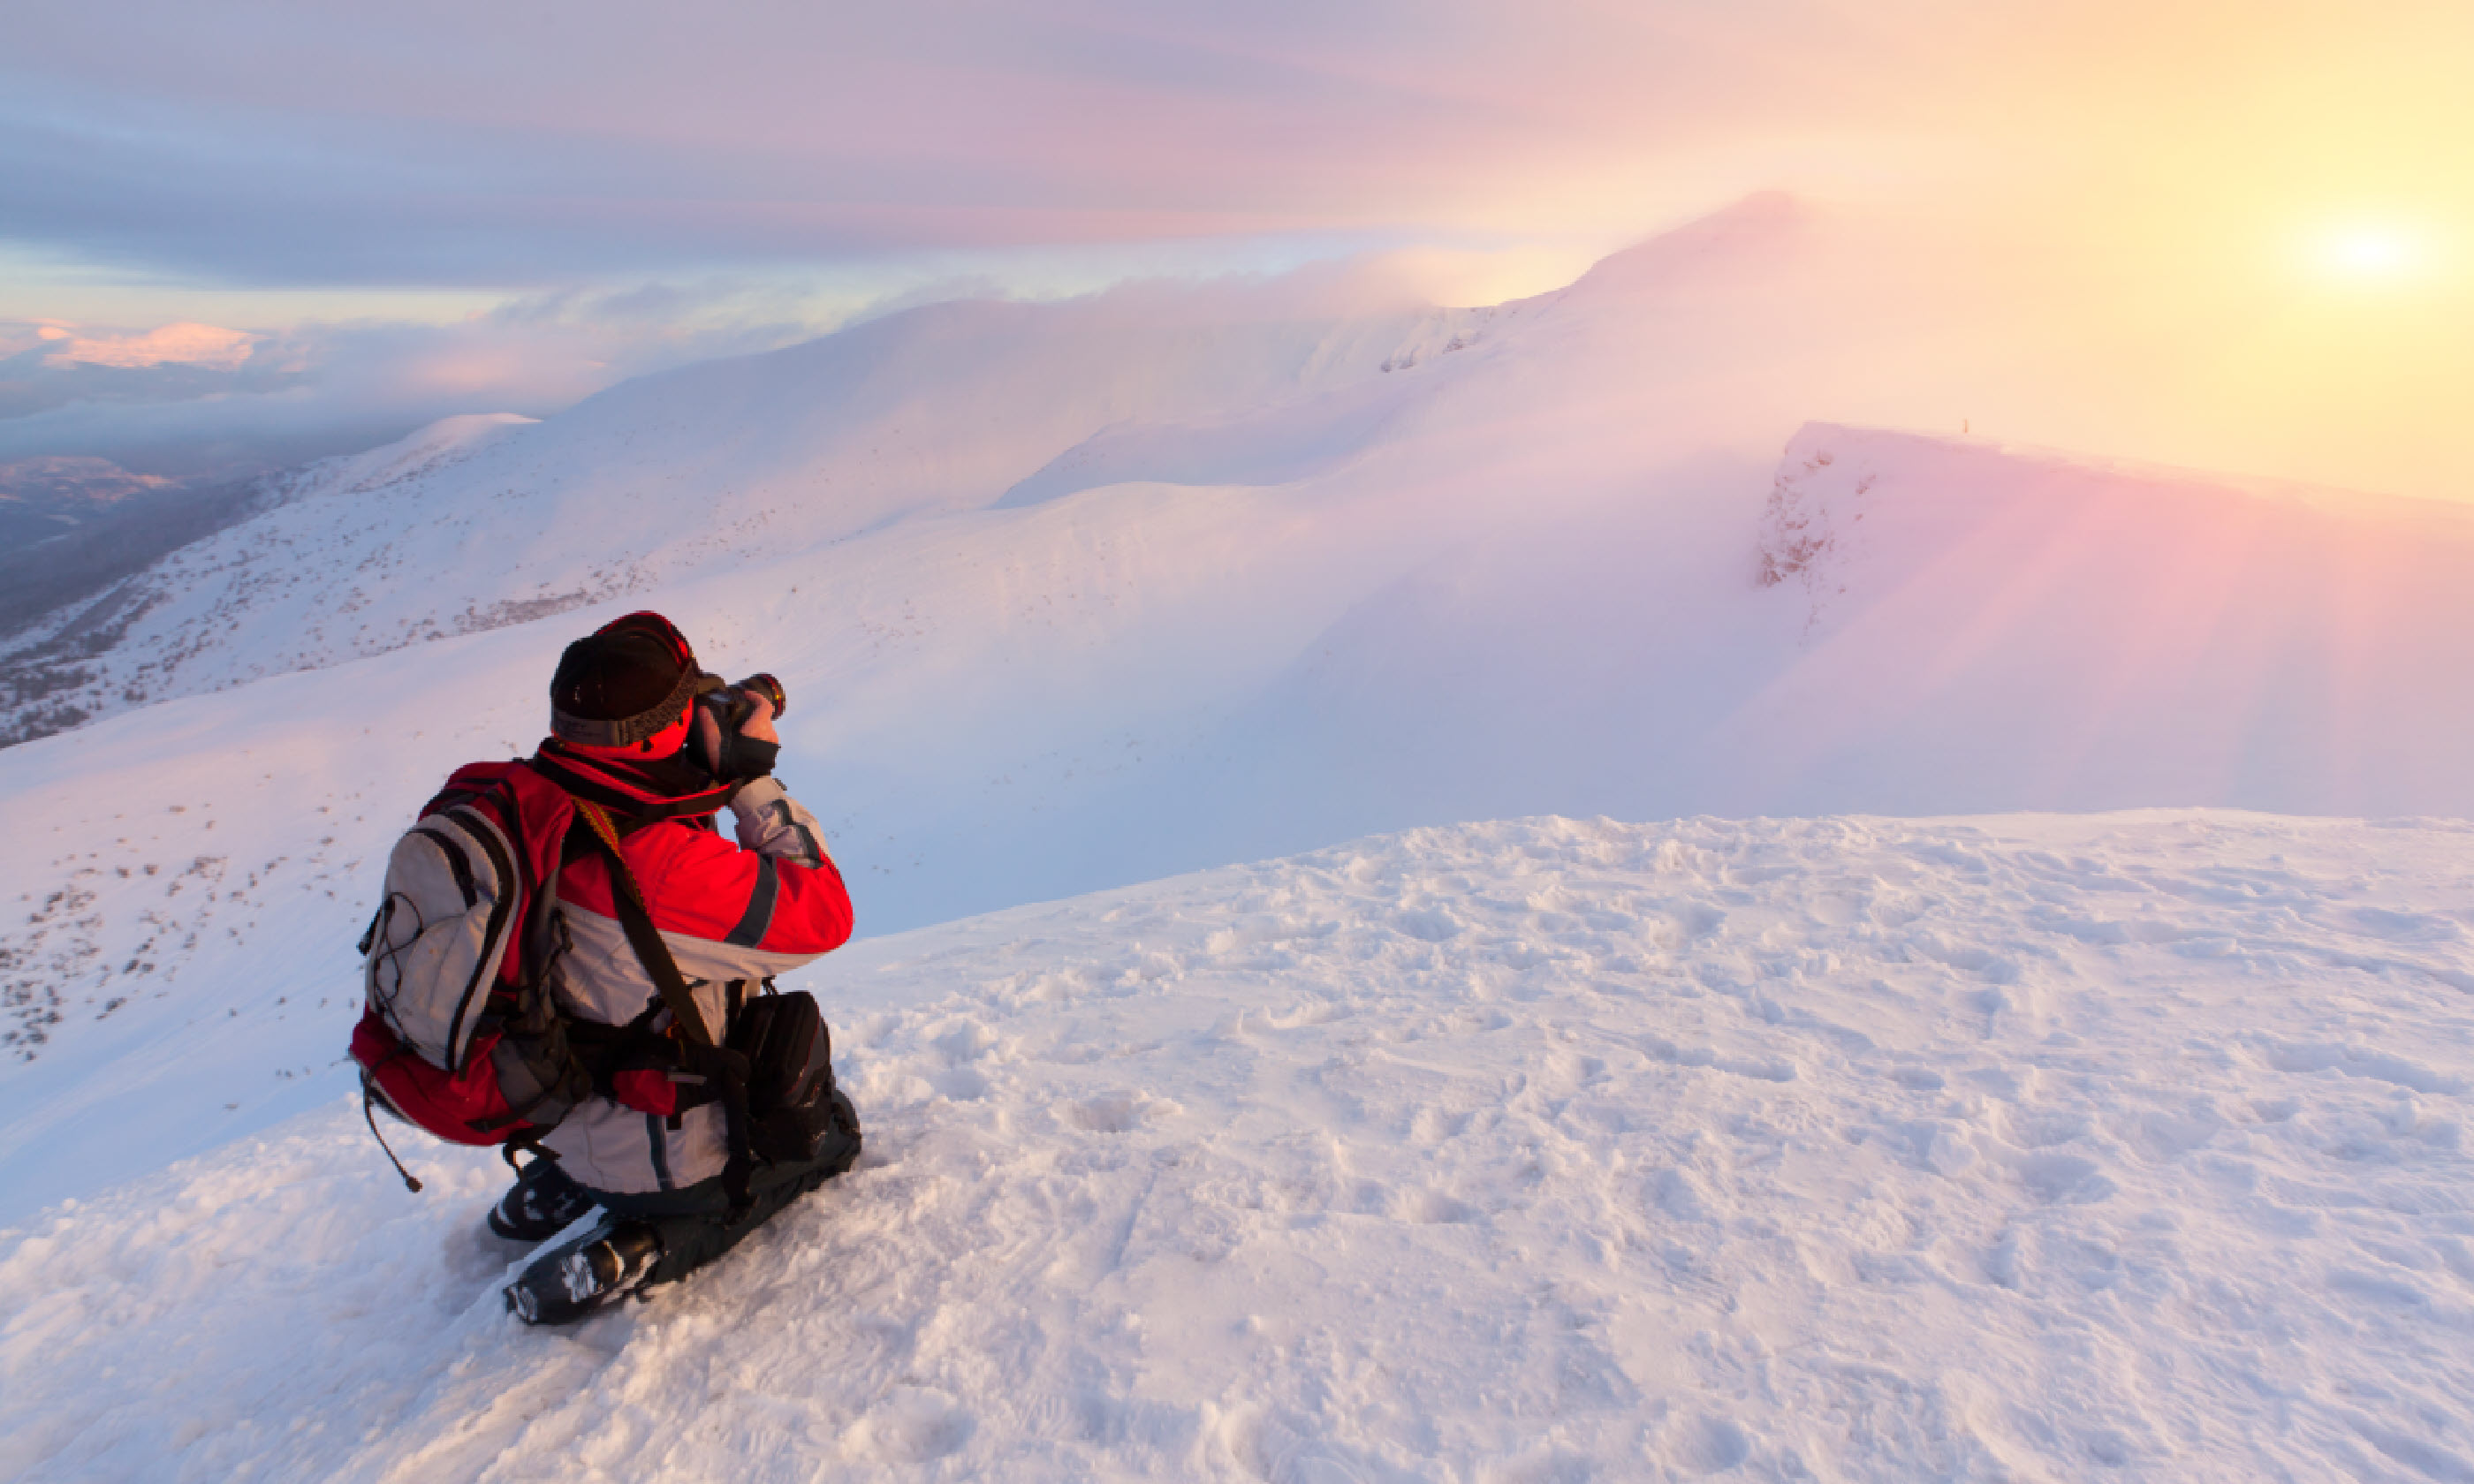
top-left (7, 812), bottom-right (2472, 1480)
top-left (4, 200), bottom-right (2473, 1179)
top-left (3, 198), bottom-right (2472, 1480)
top-left (0, 294), bottom-right (1483, 744)
top-left (0, 413), bottom-right (539, 739)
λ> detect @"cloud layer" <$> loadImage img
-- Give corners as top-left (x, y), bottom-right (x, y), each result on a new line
top-left (0, 284), bottom-right (834, 477)
top-left (6, 1), bottom-right (2455, 286)
top-left (3, 1), bottom-right (2470, 499)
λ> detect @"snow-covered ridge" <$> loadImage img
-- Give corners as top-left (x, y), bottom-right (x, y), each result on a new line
top-left (1756, 422), bottom-right (2474, 635)
top-left (8, 414), bottom-right (2474, 1089)
top-left (7, 811), bottom-right (2471, 1480)
top-left (0, 413), bottom-right (541, 742)
top-left (281, 411), bottom-right (537, 501)
top-left (0, 296), bottom-right (1484, 745)
top-left (11, 197), bottom-right (2470, 852)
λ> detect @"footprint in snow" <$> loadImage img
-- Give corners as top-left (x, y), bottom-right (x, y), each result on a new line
top-left (1398, 1188), bottom-right (1479, 1225)
top-left (1667, 1414), bottom-right (1752, 1475)
top-left (2016, 1152), bottom-right (2115, 1205)
top-left (854, 1386), bottom-right (974, 1463)
top-left (1066, 1094), bottom-right (1174, 1132)
top-left (931, 1066), bottom-right (990, 1101)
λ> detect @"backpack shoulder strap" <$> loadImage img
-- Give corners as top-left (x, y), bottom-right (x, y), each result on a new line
top-left (568, 796), bottom-right (763, 1218)
top-left (570, 799), bottom-right (717, 1048)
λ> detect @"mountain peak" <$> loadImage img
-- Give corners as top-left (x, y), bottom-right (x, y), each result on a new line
top-left (1562, 191), bottom-right (1812, 303)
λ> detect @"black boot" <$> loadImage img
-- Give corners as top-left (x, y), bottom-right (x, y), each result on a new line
top-left (505, 1218), bottom-right (663, 1327)
top-left (819, 1089), bottom-right (863, 1177)
top-left (488, 1155), bottom-right (597, 1242)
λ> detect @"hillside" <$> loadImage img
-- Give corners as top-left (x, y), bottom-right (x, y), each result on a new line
top-left (6, 812), bottom-right (2471, 1480)
top-left (2, 197), bottom-right (2471, 1481)
top-left (0, 295), bottom-right (1482, 745)
top-left (0, 415), bottom-right (537, 742)
top-left (6, 203), bottom-right (2474, 1218)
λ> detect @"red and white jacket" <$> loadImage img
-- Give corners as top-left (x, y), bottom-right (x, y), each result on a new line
top-left (542, 776), bottom-right (853, 1194)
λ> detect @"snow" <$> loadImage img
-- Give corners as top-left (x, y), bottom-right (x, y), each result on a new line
top-left (4, 201), bottom-right (2474, 1478)
top-left (8, 811), bottom-right (2474, 1480)
top-left (19, 391), bottom-right (2473, 1210)
top-left (302, 412), bottom-right (541, 499)
top-left (0, 293), bottom-right (1472, 732)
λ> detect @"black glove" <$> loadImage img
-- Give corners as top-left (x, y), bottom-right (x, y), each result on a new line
top-left (714, 731), bottom-right (778, 784)
top-left (692, 688), bottom-right (780, 784)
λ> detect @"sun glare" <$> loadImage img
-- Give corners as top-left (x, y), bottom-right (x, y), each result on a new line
top-left (2315, 224), bottom-right (2420, 284)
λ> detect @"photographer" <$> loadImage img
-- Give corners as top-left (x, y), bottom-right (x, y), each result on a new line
top-left (491, 611), bottom-right (861, 1324)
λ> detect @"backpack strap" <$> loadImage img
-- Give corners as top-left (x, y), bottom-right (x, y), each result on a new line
top-left (570, 798), bottom-right (760, 1216)
top-left (361, 1069), bottom-right (424, 1193)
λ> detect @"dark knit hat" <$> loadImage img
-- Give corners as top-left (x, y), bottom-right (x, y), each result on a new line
top-left (550, 612), bottom-right (712, 748)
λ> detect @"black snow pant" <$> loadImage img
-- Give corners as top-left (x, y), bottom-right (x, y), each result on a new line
top-left (588, 1098), bottom-right (861, 1287)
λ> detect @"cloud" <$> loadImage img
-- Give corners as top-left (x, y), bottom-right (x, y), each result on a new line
top-left (1, 2), bottom-right (2470, 500)
top-left (0, 246), bottom-right (1521, 481)
top-left (38, 322), bottom-right (261, 369)
top-left (0, 284), bottom-right (833, 477)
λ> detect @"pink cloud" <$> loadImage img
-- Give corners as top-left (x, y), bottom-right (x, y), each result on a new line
top-left (41, 322), bottom-right (262, 370)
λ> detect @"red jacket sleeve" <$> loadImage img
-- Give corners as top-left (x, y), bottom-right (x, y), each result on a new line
top-left (558, 805), bottom-right (853, 975)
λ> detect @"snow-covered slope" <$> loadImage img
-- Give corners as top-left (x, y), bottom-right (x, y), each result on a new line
top-left (289, 412), bottom-right (541, 500)
top-left (8, 812), bottom-right (2473, 1481)
top-left (0, 413), bottom-right (539, 739)
top-left (7, 201), bottom-right (2474, 1215)
top-left (1170, 420), bottom-right (2474, 859)
top-left (16, 195), bottom-right (2472, 849)
top-left (1737, 427), bottom-right (2474, 814)
top-left (0, 295), bottom-right (1481, 733)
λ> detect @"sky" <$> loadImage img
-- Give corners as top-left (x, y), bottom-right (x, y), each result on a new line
top-left (2, 0), bottom-right (2468, 496)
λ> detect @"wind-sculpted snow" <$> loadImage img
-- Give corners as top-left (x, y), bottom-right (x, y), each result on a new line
top-left (6, 813), bottom-right (2473, 1480)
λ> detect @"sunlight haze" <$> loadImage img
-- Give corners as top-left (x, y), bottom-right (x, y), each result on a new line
top-left (2, 0), bottom-right (2467, 497)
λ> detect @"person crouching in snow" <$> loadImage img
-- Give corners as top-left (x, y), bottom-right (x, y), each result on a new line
top-left (489, 612), bottom-right (861, 1324)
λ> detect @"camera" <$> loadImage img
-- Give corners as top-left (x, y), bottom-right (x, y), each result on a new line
top-left (694, 672), bottom-right (786, 783)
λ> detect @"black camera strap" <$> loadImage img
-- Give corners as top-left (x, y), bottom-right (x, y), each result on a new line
top-left (531, 747), bottom-right (739, 825)
top-left (571, 799), bottom-right (713, 1046)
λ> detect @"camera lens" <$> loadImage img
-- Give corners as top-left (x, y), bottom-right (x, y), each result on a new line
top-left (737, 673), bottom-right (786, 718)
